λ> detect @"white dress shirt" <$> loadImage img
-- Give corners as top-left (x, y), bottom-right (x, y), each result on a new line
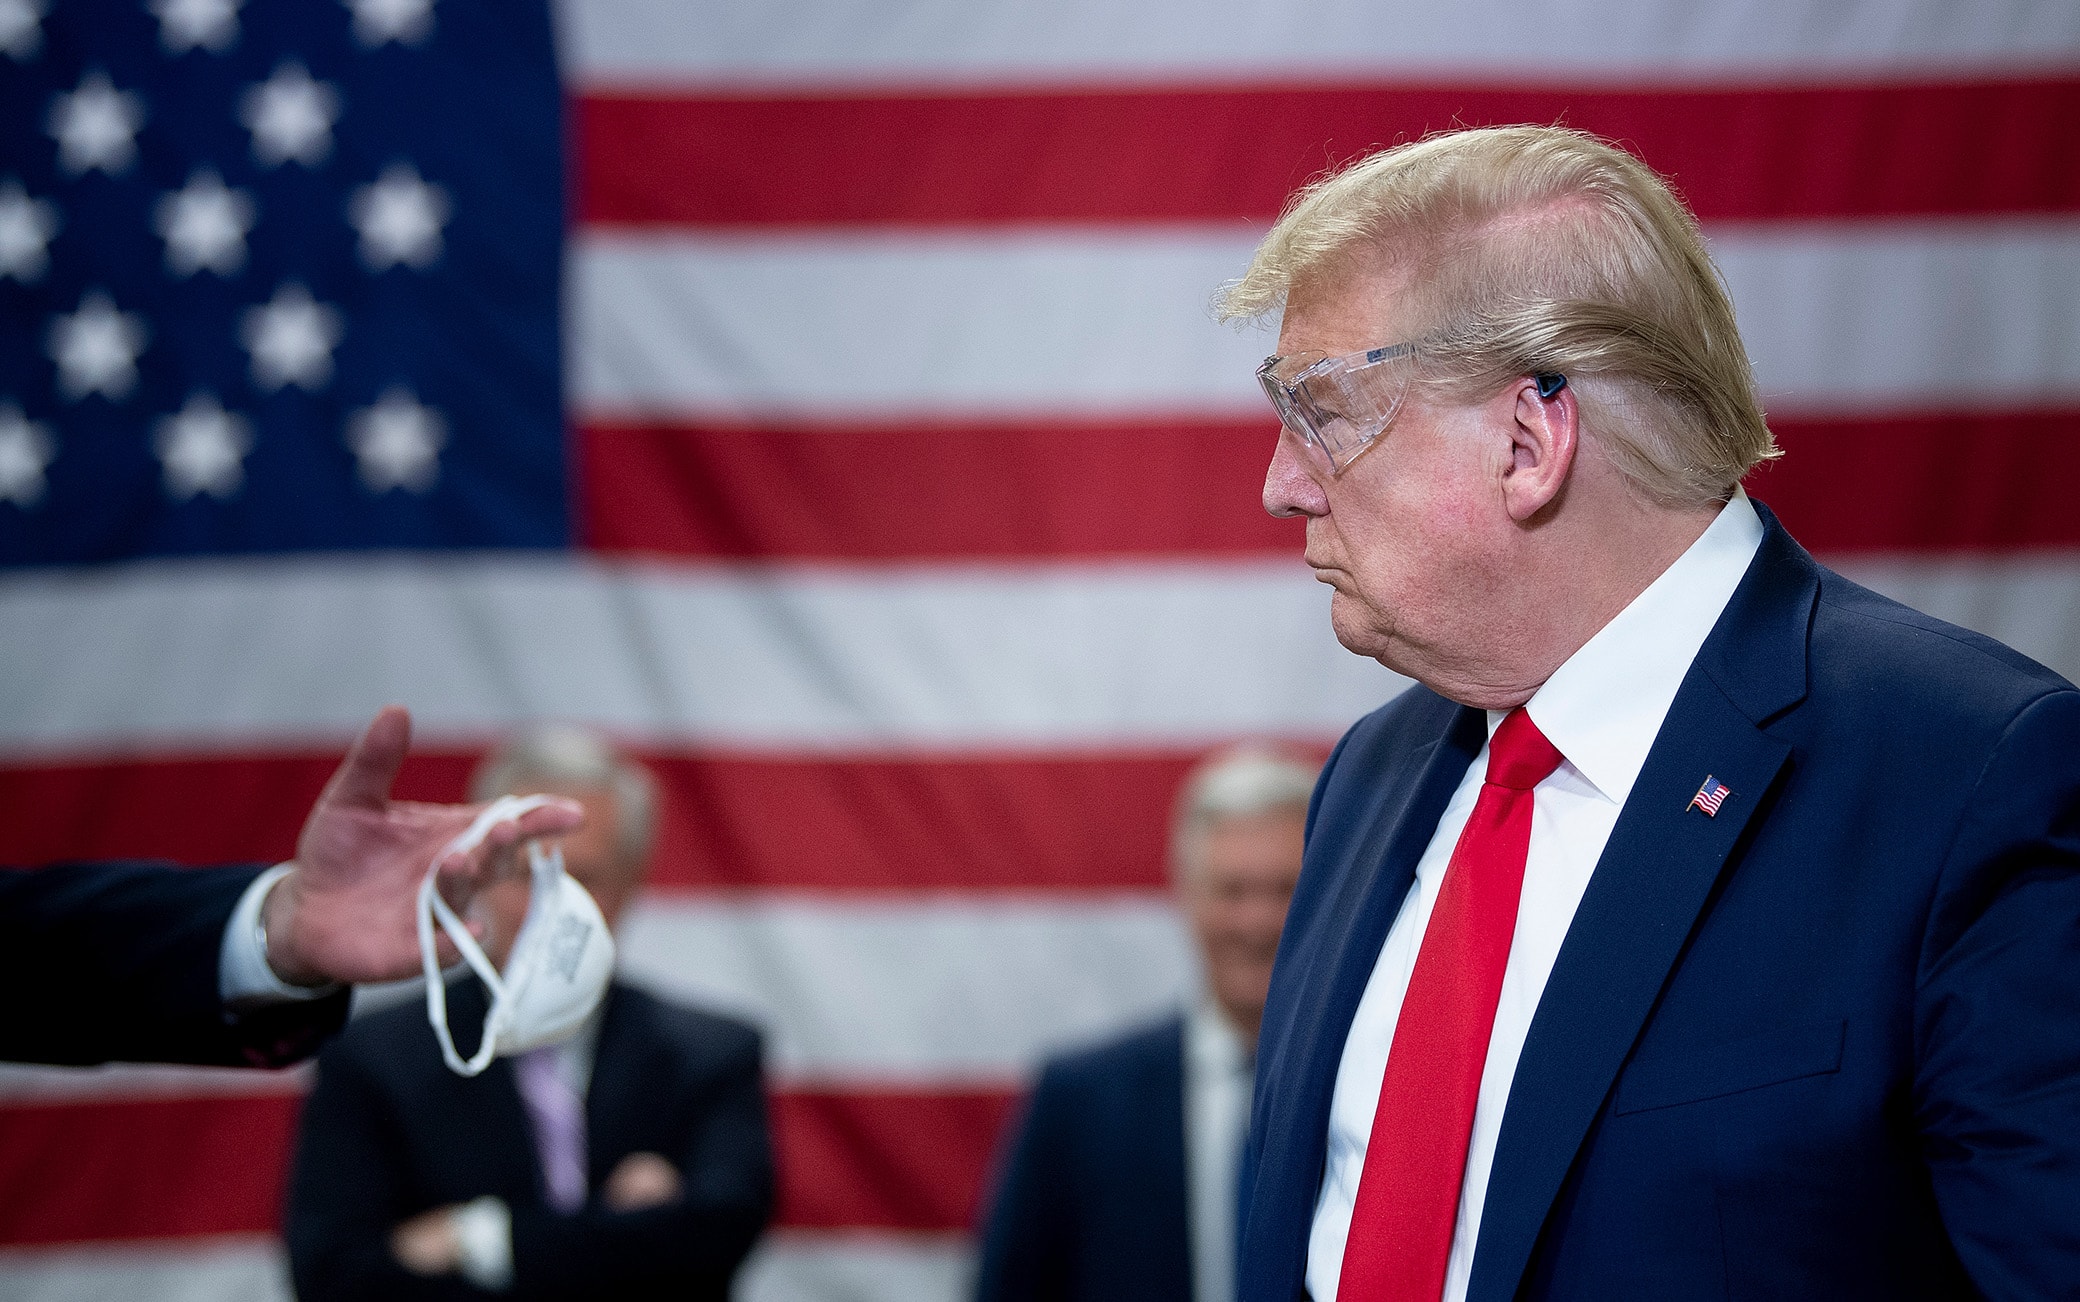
top-left (1185, 1000), bottom-right (1253, 1302)
top-left (1305, 489), bottom-right (1764, 1301)
top-left (217, 863), bottom-right (339, 1007)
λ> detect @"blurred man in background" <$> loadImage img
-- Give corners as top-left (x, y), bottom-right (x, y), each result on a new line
top-left (286, 726), bottom-right (774, 1300)
top-left (976, 746), bottom-right (1317, 1302)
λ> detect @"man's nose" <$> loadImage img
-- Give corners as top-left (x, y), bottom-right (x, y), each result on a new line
top-left (1264, 432), bottom-right (1329, 519)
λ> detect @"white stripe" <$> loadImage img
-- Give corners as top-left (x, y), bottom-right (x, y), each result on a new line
top-left (571, 229), bottom-right (1275, 420)
top-left (738, 1232), bottom-right (972, 1302)
top-left (618, 894), bottom-right (1196, 1083)
top-left (0, 1233), bottom-right (971, 1302)
top-left (1720, 222), bottom-right (2080, 414)
top-left (4, 550), bottom-right (2073, 761)
top-left (1832, 551), bottom-right (2080, 686)
top-left (570, 223), bottom-right (2080, 419)
top-left (0, 1238), bottom-right (289, 1302)
top-left (0, 1063), bottom-right (306, 1104)
top-left (561, 0), bottom-right (2080, 86)
top-left (0, 555), bottom-right (1403, 755)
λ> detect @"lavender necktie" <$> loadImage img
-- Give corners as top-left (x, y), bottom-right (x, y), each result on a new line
top-left (513, 1047), bottom-right (588, 1213)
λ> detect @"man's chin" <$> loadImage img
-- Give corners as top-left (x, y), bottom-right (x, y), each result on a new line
top-left (1327, 596), bottom-right (1401, 667)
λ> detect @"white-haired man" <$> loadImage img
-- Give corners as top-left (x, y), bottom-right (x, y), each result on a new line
top-left (287, 726), bottom-right (774, 1301)
top-left (1226, 126), bottom-right (2080, 1300)
top-left (978, 746), bottom-right (1318, 1302)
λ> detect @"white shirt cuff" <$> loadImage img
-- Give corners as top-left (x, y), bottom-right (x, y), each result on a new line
top-left (452, 1195), bottom-right (514, 1291)
top-left (217, 864), bottom-right (341, 1008)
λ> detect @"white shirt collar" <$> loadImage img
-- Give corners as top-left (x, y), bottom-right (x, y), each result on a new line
top-left (1491, 488), bottom-right (1765, 807)
top-left (1186, 997), bottom-right (1252, 1076)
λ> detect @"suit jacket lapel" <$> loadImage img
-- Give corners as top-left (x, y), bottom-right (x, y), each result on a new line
top-left (1249, 698), bottom-right (1485, 1290)
top-left (581, 984), bottom-right (638, 1184)
top-left (1464, 519), bottom-right (1819, 1302)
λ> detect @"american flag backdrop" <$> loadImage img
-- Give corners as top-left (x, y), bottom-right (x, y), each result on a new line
top-left (1, 1), bottom-right (2077, 1298)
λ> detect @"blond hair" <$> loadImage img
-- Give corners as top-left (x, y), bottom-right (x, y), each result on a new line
top-left (1217, 125), bottom-right (1777, 507)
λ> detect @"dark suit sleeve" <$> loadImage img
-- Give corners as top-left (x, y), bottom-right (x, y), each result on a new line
top-left (504, 1023), bottom-right (775, 1299)
top-left (975, 1067), bottom-right (1076, 1302)
top-left (0, 861), bottom-right (348, 1067)
top-left (1915, 688), bottom-right (2080, 1293)
top-left (285, 1041), bottom-right (485, 1302)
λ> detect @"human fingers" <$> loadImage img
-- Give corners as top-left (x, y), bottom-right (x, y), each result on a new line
top-left (431, 796), bottom-right (585, 893)
top-left (316, 705), bottom-right (413, 813)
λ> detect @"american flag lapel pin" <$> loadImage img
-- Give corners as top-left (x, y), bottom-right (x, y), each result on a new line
top-left (1687, 775), bottom-right (1731, 817)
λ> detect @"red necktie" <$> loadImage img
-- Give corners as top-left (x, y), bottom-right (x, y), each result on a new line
top-left (1337, 708), bottom-right (1564, 1301)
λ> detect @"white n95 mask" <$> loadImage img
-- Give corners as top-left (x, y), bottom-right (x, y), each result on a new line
top-left (416, 794), bottom-right (616, 1077)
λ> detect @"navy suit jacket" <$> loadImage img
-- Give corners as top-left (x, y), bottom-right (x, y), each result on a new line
top-left (286, 979), bottom-right (774, 1301)
top-left (976, 1013), bottom-right (1196, 1302)
top-left (0, 860), bottom-right (349, 1067)
top-left (1240, 512), bottom-right (2080, 1300)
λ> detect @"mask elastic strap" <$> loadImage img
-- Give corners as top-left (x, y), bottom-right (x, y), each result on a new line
top-left (418, 794), bottom-right (558, 1077)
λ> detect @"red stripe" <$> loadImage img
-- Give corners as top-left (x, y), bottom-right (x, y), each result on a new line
top-left (770, 1088), bottom-right (1017, 1231)
top-left (578, 410), bottom-right (2080, 562)
top-left (1752, 410), bottom-right (2080, 554)
top-left (0, 753), bottom-right (475, 873)
top-left (0, 1094), bottom-right (301, 1244)
top-left (579, 417), bottom-right (1299, 561)
top-left (0, 1088), bottom-right (1019, 1244)
top-left (0, 749), bottom-right (1270, 892)
top-left (575, 78), bottom-right (2080, 228)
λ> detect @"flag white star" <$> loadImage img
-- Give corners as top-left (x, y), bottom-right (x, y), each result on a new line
top-left (155, 169), bottom-right (254, 277)
top-left (0, 404), bottom-right (55, 508)
top-left (346, 0), bottom-right (433, 47)
top-left (241, 283), bottom-right (341, 392)
top-left (49, 291), bottom-right (149, 402)
top-left (346, 387), bottom-right (444, 492)
top-left (0, 179), bottom-right (59, 283)
top-left (154, 392), bottom-right (252, 500)
top-left (48, 72), bottom-right (146, 177)
top-left (241, 62), bottom-right (339, 168)
top-left (349, 163), bottom-right (448, 270)
top-left (150, 0), bottom-right (240, 53)
top-left (0, 0), bottom-right (43, 61)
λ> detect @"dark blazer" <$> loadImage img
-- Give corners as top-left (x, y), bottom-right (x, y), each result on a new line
top-left (1240, 510), bottom-right (2080, 1300)
top-left (976, 1013), bottom-right (1195, 1302)
top-left (0, 860), bottom-right (349, 1067)
top-left (286, 979), bottom-right (774, 1302)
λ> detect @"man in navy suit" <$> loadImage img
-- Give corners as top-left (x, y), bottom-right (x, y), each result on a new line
top-left (286, 726), bottom-right (774, 1301)
top-left (0, 706), bottom-right (580, 1068)
top-left (1213, 125), bottom-right (2080, 1299)
top-left (977, 746), bottom-right (1318, 1302)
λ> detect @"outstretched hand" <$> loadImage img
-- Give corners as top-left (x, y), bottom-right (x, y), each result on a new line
top-left (261, 706), bottom-right (583, 987)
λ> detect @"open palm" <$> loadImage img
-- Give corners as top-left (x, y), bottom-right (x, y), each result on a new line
top-left (265, 707), bottom-right (582, 987)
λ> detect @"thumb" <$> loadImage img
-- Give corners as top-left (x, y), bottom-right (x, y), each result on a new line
top-left (320, 705), bottom-right (412, 812)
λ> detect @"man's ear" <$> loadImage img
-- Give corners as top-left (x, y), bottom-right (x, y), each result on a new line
top-left (1501, 375), bottom-right (1577, 522)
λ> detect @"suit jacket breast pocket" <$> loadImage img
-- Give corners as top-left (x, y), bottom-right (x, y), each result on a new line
top-left (1613, 1020), bottom-right (1846, 1116)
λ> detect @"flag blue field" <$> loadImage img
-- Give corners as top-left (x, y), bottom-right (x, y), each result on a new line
top-left (0, 0), bottom-right (563, 563)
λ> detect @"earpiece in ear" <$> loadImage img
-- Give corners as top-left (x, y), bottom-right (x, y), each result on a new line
top-left (1535, 373), bottom-right (1567, 399)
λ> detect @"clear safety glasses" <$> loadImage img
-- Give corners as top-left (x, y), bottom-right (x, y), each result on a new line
top-left (1258, 342), bottom-right (1567, 476)
top-left (1256, 340), bottom-right (1423, 476)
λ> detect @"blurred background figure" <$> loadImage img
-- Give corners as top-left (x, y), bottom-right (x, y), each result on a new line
top-left (284, 726), bottom-right (773, 1301)
top-left (975, 746), bottom-right (1317, 1302)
